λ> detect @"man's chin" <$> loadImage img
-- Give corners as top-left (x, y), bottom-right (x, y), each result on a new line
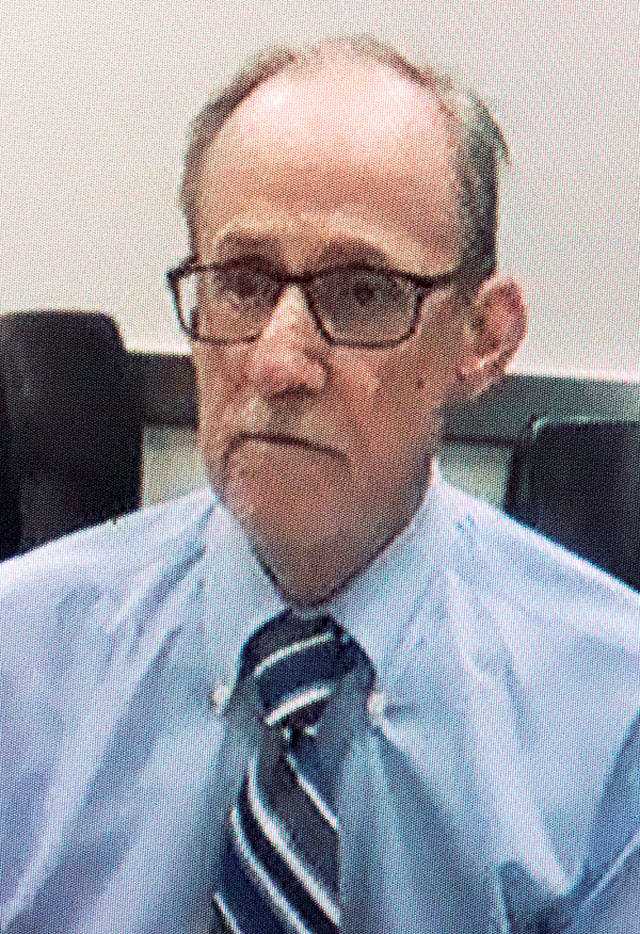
top-left (223, 480), bottom-right (344, 552)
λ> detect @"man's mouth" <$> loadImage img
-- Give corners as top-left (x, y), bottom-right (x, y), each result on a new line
top-left (223, 432), bottom-right (345, 473)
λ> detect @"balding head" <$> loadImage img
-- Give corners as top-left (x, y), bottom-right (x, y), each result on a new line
top-left (180, 36), bottom-right (508, 292)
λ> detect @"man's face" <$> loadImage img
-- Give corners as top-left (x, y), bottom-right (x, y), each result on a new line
top-left (191, 59), bottom-right (472, 568)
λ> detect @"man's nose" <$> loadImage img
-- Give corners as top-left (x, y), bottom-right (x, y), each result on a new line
top-left (246, 285), bottom-right (328, 397)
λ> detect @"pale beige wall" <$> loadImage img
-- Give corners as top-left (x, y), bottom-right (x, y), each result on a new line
top-left (1, 0), bottom-right (638, 376)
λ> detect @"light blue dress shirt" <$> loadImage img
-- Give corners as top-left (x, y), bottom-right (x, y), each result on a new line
top-left (1, 465), bottom-right (640, 934)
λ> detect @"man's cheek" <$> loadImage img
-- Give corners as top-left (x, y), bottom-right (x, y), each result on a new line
top-left (332, 349), bottom-right (383, 402)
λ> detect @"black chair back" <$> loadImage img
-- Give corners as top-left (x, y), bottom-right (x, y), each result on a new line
top-left (504, 417), bottom-right (640, 591)
top-left (0, 367), bottom-right (21, 560)
top-left (0, 311), bottom-right (142, 553)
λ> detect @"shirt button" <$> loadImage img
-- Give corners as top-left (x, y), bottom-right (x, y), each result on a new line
top-left (367, 689), bottom-right (387, 727)
top-left (208, 682), bottom-right (233, 714)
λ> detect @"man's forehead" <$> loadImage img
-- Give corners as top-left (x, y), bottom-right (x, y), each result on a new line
top-left (195, 57), bottom-right (464, 268)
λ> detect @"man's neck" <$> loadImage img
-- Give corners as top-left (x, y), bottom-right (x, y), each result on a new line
top-left (252, 476), bottom-right (430, 609)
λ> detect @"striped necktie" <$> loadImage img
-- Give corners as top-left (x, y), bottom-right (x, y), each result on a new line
top-left (211, 609), bottom-right (375, 934)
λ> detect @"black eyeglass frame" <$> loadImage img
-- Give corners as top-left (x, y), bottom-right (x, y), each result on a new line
top-left (166, 255), bottom-right (464, 349)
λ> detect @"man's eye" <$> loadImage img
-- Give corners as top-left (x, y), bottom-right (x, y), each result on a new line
top-left (217, 268), bottom-right (264, 299)
top-left (351, 281), bottom-right (377, 306)
top-left (218, 269), bottom-right (256, 295)
top-left (347, 276), bottom-right (383, 308)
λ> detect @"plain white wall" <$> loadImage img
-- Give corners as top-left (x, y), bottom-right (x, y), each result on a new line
top-left (1, 0), bottom-right (638, 376)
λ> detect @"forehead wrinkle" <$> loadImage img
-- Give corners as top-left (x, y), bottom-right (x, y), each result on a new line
top-left (198, 204), bottom-right (451, 275)
top-left (200, 220), bottom-right (395, 269)
top-left (216, 228), bottom-right (395, 270)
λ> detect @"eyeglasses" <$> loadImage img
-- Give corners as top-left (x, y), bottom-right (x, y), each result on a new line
top-left (166, 256), bottom-right (462, 348)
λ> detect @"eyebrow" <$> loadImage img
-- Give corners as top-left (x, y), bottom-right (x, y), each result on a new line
top-left (210, 230), bottom-right (395, 271)
top-left (212, 232), bottom-right (286, 265)
top-left (316, 239), bottom-right (394, 269)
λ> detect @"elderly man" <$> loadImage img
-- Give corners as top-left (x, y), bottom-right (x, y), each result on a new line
top-left (1, 35), bottom-right (639, 934)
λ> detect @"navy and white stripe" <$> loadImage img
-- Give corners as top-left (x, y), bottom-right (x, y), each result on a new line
top-left (211, 610), bottom-right (371, 934)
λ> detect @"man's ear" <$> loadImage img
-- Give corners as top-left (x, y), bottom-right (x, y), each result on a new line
top-left (453, 276), bottom-right (526, 400)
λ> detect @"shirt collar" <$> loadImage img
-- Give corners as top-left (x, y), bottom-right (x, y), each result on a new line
top-left (325, 461), bottom-right (450, 689)
top-left (200, 462), bottom-right (451, 693)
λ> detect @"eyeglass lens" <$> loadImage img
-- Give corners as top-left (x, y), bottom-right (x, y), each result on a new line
top-left (178, 266), bottom-right (417, 345)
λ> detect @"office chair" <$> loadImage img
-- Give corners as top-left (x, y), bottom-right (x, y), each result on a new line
top-left (0, 310), bottom-right (142, 554)
top-left (503, 416), bottom-right (640, 592)
top-left (0, 367), bottom-right (21, 560)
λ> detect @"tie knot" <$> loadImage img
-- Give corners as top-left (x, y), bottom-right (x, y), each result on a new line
top-left (239, 609), bottom-right (374, 735)
top-left (239, 610), bottom-right (338, 679)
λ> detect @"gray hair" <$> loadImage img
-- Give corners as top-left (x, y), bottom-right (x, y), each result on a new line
top-left (179, 35), bottom-right (509, 289)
